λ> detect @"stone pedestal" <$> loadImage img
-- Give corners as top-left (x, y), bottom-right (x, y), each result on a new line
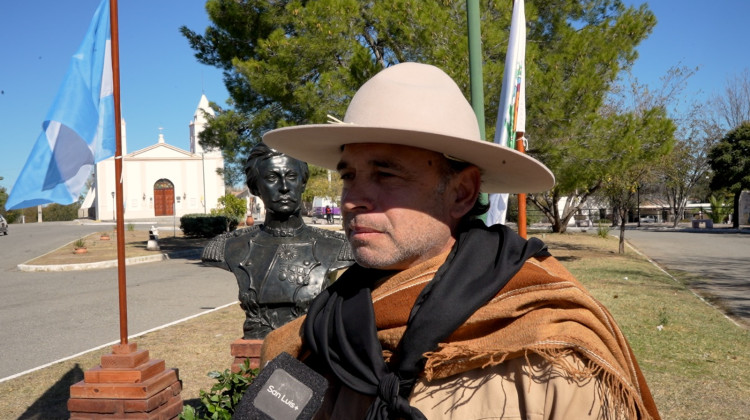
top-left (230, 338), bottom-right (263, 372)
top-left (68, 343), bottom-right (183, 419)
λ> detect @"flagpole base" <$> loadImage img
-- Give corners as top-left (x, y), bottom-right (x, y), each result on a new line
top-left (68, 343), bottom-right (183, 419)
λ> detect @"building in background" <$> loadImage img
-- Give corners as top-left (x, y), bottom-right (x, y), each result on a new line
top-left (80, 94), bottom-right (225, 220)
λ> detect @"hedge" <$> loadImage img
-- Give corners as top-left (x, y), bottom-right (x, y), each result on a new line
top-left (180, 214), bottom-right (238, 238)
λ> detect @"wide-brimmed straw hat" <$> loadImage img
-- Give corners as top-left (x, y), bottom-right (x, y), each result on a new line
top-left (263, 62), bottom-right (554, 193)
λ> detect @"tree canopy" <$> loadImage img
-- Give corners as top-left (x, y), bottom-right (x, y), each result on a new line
top-left (183, 0), bottom-right (660, 221)
top-left (211, 193), bottom-right (248, 223)
top-left (708, 121), bottom-right (750, 227)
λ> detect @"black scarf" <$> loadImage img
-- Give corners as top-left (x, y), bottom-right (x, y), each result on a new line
top-left (303, 221), bottom-right (549, 419)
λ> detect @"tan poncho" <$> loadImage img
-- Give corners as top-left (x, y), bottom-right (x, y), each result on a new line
top-left (262, 251), bottom-right (660, 420)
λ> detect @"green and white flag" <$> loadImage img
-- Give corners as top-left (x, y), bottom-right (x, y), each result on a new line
top-left (488, 0), bottom-right (526, 226)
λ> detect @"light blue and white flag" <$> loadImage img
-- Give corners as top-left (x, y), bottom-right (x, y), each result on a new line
top-left (487, 0), bottom-right (526, 226)
top-left (7, 0), bottom-right (114, 210)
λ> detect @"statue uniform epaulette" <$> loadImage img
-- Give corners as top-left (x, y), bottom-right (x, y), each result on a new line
top-left (201, 226), bottom-right (261, 266)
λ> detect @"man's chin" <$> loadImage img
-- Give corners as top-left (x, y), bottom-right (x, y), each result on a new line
top-left (352, 248), bottom-right (407, 271)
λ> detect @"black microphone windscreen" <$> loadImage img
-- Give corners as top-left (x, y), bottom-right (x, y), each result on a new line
top-left (232, 352), bottom-right (327, 420)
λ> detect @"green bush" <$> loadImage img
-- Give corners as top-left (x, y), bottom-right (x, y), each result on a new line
top-left (708, 194), bottom-right (729, 223)
top-left (4, 209), bottom-right (21, 223)
top-left (597, 221), bottom-right (610, 238)
top-left (210, 194), bottom-right (247, 224)
top-left (43, 202), bottom-right (80, 221)
top-left (179, 360), bottom-right (257, 420)
top-left (180, 214), bottom-right (238, 238)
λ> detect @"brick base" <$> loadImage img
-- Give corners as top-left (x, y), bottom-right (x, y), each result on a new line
top-left (68, 343), bottom-right (183, 419)
top-left (230, 338), bottom-right (263, 372)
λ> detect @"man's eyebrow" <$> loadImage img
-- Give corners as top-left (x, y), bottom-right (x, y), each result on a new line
top-left (370, 159), bottom-right (407, 171)
top-left (336, 158), bottom-right (408, 173)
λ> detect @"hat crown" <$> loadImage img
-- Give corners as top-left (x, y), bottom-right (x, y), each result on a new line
top-left (263, 62), bottom-right (555, 194)
top-left (344, 63), bottom-right (481, 141)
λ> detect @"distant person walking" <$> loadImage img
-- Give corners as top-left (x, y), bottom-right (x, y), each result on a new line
top-left (325, 205), bottom-right (333, 224)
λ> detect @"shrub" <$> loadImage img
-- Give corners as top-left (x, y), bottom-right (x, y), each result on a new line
top-left (179, 360), bottom-right (257, 420)
top-left (43, 202), bottom-right (80, 221)
top-left (210, 194), bottom-right (247, 224)
top-left (708, 194), bottom-right (729, 223)
top-left (180, 214), bottom-right (238, 238)
top-left (4, 209), bottom-right (21, 223)
top-left (597, 221), bottom-right (610, 239)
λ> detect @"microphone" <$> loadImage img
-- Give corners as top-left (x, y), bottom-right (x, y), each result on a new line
top-left (232, 352), bottom-right (327, 420)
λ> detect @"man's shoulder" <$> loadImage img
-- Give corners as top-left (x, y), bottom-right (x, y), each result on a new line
top-left (522, 255), bottom-right (579, 283)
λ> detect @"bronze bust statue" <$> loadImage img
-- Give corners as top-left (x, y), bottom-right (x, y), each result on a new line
top-left (202, 143), bottom-right (353, 339)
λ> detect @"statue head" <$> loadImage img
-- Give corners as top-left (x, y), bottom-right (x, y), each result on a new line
top-left (244, 142), bottom-right (309, 218)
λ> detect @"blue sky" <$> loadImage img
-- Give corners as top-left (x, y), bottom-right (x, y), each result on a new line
top-left (623, 0), bottom-right (750, 103)
top-left (0, 0), bottom-right (229, 192)
top-left (1, 0), bottom-right (749, 195)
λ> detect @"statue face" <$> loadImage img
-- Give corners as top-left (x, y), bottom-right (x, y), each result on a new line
top-left (255, 155), bottom-right (305, 217)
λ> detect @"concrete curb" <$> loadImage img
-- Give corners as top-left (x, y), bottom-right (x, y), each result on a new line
top-left (17, 249), bottom-right (202, 272)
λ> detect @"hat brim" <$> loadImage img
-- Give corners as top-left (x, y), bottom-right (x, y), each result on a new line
top-left (263, 125), bottom-right (555, 194)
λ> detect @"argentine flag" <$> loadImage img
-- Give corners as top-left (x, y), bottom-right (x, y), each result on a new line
top-left (7, 0), bottom-right (114, 210)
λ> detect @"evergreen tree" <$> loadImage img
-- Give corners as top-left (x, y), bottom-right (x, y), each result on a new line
top-left (708, 122), bottom-right (750, 228)
top-left (0, 176), bottom-right (7, 215)
top-left (183, 0), bottom-right (659, 229)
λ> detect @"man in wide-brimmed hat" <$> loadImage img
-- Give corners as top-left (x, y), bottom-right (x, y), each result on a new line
top-left (261, 63), bottom-right (659, 420)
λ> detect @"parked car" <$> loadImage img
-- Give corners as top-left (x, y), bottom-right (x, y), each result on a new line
top-left (639, 215), bottom-right (656, 223)
top-left (0, 215), bottom-right (8, 235)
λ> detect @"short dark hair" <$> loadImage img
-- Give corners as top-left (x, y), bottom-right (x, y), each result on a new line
top-left (244, 142), bottom-right (310, 196)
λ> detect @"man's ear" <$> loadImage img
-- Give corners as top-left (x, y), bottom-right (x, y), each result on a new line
top-left (449, 166), bottom-right (481, 220)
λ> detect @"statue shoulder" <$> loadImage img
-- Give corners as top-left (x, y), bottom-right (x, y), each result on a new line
top-left (307, 226), bottom-right (347, 240)
top-left (306, 226), bottom-right (354, 262)
top-left (201, 226), bottom-right (261, 266)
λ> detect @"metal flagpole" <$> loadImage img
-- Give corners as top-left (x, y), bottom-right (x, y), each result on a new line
top-left (511, 66), bottom-right (527, 238)
top-left (466, 0), bottom-right (485, 141)
top-left (69, 5), bottom-right (185, 417)
top-left (109, 0), bottom-right (129, 345)
top-left (466, 0), bottom-right (489, 221)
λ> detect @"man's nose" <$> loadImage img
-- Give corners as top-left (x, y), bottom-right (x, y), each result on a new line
top-left (341, 182), bottom-right (374, 213)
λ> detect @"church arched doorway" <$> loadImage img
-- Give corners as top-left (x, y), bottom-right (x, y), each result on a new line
top-left (153, 179), bottom-right (175, 216)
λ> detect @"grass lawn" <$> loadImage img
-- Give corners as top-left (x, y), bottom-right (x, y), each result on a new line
top-left (541, 233), bottom-right (750, 419)
top-left (1, 232), bottom-right (747, 419)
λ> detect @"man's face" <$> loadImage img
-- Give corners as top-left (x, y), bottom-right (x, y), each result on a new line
top-left (337, 143), bottom-right (459, 270)
top-left (254, 155), bottom-right (305, 217)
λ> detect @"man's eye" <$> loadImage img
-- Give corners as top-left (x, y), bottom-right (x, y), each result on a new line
top-left (376, 171), bottom-right (396, 179)
top-left (265, 175), bottom-right (278, 182)
top-left (339, 172), bottom-right (354, 181)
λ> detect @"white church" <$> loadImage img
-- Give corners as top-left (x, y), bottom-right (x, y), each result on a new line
top-left (80, 94), bottom-right (226, 220)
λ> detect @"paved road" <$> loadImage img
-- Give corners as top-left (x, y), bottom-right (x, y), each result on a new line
top-left (625, 228), bottom-right (750, 327)
top-left (0, 222), bottom-right (236, 380)
top-left (0, 221), bottom-right (103, 271)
